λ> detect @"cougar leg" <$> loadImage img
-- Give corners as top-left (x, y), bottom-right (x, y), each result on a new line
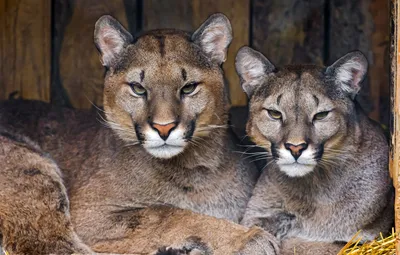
top-left (0, 132), bottom-right (92, 254)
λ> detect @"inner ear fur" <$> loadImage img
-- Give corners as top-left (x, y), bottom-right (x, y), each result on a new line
top-left (192, 13), bottom-right (232, 65)
top-left (326, 51), bottom-right (368, 99)
top-left (235, 46), bottom-right (276, 97)
top-left (94, 15), bottom-right (133, 68)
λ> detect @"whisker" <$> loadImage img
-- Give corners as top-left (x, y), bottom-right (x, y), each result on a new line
top-left (85, 95), bottom-right (106, 113)
top-left (249, 157), bottom-right (271, 163)
top-left (261, 159), bottom-right (276, 172)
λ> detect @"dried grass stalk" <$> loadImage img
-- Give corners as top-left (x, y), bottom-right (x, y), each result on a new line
top-left (338, 229), bottom-right (396, 255)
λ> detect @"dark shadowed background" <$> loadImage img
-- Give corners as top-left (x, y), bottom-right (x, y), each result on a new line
top-left (0, 0), bottom-right (390, 125)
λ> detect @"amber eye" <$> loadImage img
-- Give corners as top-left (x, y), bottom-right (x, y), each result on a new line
top-left (313, 111), bottom-right (330, 121)
top-left (181, 82), bottom-right (199, 95)
top-left (267, 110), bottom-right (282, 120)
top-left (129, 83), bottom-right (146, 96)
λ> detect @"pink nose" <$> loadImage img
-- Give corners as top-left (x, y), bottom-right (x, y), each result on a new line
top-left (151, 122), bottom-right (177, 140)
top-left (284, 143), bottom-right (308, 160)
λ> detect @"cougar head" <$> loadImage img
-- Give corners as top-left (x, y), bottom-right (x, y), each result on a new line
top-left (94, 14), bottom-right (232, 159)
top-left (236, 47), bottom-right (368, 177)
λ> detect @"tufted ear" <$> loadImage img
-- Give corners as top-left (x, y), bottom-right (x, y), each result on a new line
top-left (235, 46), bottom-right (276, 97)
top-left (192, 13), bottom-right (232, 65)
top-left (326, 51), bottom-right (368, 99)
top-left (94, 15), bottom-right (133, 68)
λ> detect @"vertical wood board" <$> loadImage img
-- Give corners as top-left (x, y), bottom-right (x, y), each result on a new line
top-left (252, 0), bottom-right (325, 66)
top-left (390, 0), bottom-right (400, 252)
top-left (329, 0), bottom-right (385, 122)
top-left (56, 0), bottom-right (135, 109)
top-left (0, 0), bottom-right (51, 101)
top-left (369, 0), bottom-right (390, 123)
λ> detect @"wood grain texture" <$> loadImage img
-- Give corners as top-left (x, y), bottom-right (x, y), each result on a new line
top-left (252, 0), bottom-right (325, 66)
top-left (51, 0), bottom-right (74, 107)
top-left (143, 0), bottom-right (250, 106)
top-left (56, 0), bottom-right (135, 109)
top-left (390, 0), bottom-right (400, 252)
top-left (0, 0), bottom-right (50, 101)
top-left (143, 0), bottom-right (193, 31)
top-left (369, 0), bottom-right (390, 123)
top-left (329, 0), bottom-right (376, 119)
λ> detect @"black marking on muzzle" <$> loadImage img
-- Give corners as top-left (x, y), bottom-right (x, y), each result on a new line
top-left (315, 143), bottom-right (324, 160)
top-left (185, 119), bottom-right (196, 140)
top-left (271, 143), bottom-right (279, 160)
top-left (134, 123), bottom-right (145, 143)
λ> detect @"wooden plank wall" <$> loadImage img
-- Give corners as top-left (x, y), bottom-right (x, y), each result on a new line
top-left (390, 0), bottom-right (400, 251)
top-left (252, 0), bottom-right (325, 66)
top-left (0, 0), bottom-right (391, 124)
top-left (329, 0), bottom-right (390, 124)
top-left (53, 0), bottom-right (137, 109)
top-left (0, 0), bottom-right (51, 102)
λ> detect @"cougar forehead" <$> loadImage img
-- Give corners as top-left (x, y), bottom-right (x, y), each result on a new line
top-left (116, 30), bottom-right (214, 72)
top-left (250, 66), bottom-right (348, 125)
top-left (253, 66), bottom-right (338, 100)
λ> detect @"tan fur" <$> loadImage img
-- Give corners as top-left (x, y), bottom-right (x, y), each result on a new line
top-left (236, 47), bottom-right (393, 253)
top-left (0, 131), bottom-right (92, 254)
top-left (88, 206), bottom-right (277, 255)
top-left (280, 238), bottom-right (342, 255)
top-left (0, 14), bottom-right (278, 254)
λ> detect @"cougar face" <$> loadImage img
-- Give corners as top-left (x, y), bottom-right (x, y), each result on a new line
top-left (236, 47), bottom-right (368, 177)
top-left (94, 14), bottom-right (232, 158)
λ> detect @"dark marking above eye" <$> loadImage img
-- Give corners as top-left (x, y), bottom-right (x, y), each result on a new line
top-left (181, 68), bottom-right (187, 81)
top-left (312, 95), bottom-right (319, 106)
top-left (277, 94), bottom-right (282, 105)
top-left (183, 186), bottom-right (193, 193)
top-left (24, 168), bottom-right (41, 176)
top-left (140, 70), bottom-right (145, 82)
top-left (155, 35), bottom-right (165, 57)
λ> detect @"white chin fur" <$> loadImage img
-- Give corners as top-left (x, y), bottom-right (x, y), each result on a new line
top-left (278, 164), bottom-right (316, 177)
top-left (142, 128), bottom-right (187, 158)
top-left (145, 145), bottom-right (185, 159)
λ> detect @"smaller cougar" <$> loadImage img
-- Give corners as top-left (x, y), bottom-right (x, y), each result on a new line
top-left (235, 47), bottom-right (393, 245)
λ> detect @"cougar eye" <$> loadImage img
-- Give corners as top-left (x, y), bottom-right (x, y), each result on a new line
top-left (129, 82), bottom-right (146, 96)
top-left (181, 82), bottom-right (199, 95)
top-left (267, 109), bottom-right (282, 120)
top-left (313, 111), bottom-right (330, 121)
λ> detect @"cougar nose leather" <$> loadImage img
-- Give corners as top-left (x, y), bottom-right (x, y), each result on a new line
top-left (284, 142), bottom-right (308, 160)
top-left (151, 122), bottom-right (177, 140)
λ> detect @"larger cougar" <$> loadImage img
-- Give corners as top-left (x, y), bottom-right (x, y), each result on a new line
top-left (0, 14), bottom-right (278, 254)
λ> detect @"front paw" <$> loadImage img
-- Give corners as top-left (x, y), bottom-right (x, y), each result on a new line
top-left (154, 236), bottom-right (212, 255)
top-left (155, 247), bottom-right (205, 255)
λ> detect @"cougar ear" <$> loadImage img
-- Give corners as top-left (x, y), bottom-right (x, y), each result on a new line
top-left (326, 51), bottom-right (368, 99)
top-left (235, 46), bottom-right (276, 97)
top-left (192, 13), bottom-right (232, 65)
top-left (94, 15), bottom-right (133, 68)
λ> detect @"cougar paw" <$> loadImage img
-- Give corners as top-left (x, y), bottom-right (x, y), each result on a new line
top-left (155, 236), bottom-right (212, 255)
top-left (155, 246), bottom-right (205, 255)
